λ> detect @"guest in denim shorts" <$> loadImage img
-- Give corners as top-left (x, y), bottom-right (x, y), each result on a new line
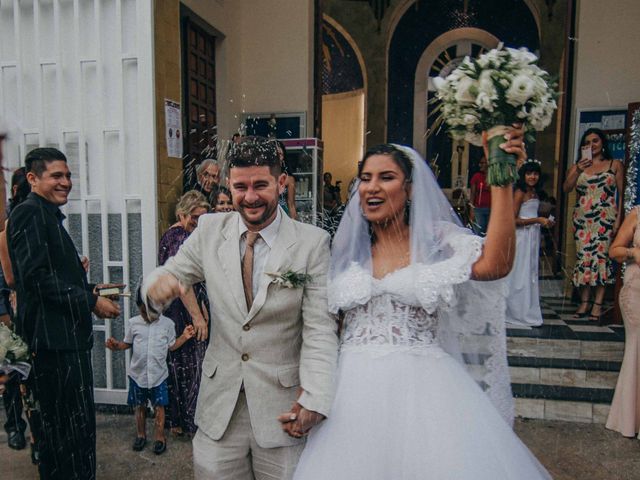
top-left (106, 289), bottom-right (195, 455)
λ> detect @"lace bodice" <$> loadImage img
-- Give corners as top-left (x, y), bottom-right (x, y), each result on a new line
top-left (341, 294), bottom-right (441, 353)
top-left (338, 267), bottom-right (443, 354)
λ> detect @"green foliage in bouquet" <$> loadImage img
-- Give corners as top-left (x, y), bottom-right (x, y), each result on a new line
top-left (434, 46), bottom-right (559, 186)
top-left (0, 323), bottom-right (30, 363)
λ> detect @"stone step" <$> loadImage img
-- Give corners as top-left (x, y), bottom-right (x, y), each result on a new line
top-left (507, 336), bottom-right (624, 362)
top-left (515, 397), bottom-right (611, 424)
top-left (509, 365), bottom-right (618, 390)
top-left (507, 297), bottom-right (625, 423)
top-left (512, 383), bottom-right (613, 404)
top-left (508, 355), bottom-right (622, 372)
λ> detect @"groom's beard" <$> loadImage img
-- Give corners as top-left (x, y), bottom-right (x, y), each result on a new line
top-left (238, 199), bottom-right (278, 227)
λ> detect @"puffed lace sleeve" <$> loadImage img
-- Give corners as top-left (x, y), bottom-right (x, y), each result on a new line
top-left (414, 233), bottom-right (483, 314)
top-left (328, 262), bottom-right (372, 314)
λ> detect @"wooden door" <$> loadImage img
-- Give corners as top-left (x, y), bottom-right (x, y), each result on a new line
top-left (182, 16), bottom-right (217, 189)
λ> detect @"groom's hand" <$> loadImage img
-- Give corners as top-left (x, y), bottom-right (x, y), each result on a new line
top-left (146, 273), bottom-right (186, 309)
top-left (277, 401), bottom-right (325, 438)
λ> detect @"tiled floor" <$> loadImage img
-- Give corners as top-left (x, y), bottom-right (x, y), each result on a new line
top-left (508, 296), bottom-right (626, 424)
top-left (507, 296), bottom-right (626, 342)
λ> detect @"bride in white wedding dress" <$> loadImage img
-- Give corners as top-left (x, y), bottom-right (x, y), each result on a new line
top-left (292, 135), bottom-right (551, 479)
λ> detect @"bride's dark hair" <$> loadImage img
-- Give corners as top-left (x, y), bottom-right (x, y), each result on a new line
top-left (358, 144), bottom-right (413, 182)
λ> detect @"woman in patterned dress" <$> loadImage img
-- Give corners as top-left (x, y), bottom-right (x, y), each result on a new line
top-left (159, 190), bottom-right (211, 436)
top-left (563, 128), bottom-right (624, 321)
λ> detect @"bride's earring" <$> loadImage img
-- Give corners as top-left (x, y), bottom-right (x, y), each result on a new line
top-left (404, 199), bottom-right (411, 224)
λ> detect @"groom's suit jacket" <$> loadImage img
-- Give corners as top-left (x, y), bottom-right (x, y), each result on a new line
top-left (144, 210), bottom-right (338, 447)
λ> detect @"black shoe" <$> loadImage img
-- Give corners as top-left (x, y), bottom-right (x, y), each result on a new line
top-left (30, 442), bottom-right (40, 465)
top-left (153, 440), bottom-right (166, 455)
top-left (7, 430), bottom-right (26, 450)
top-left (132, 436), bottom-right (147, 451)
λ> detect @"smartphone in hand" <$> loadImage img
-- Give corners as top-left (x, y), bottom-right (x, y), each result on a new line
top-left (95, 284), bottom-right (127, 298)
top-left (581, 146), bottom-right (592, 161)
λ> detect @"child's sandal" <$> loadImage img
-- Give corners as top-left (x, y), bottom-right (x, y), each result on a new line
top-left (153, 440), bottom-right (166, 455)
top-left (132, 437), bottom-right (146, 451)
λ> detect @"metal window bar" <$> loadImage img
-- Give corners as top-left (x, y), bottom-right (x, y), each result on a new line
top-left (1, 0), bottom-right (156, 405)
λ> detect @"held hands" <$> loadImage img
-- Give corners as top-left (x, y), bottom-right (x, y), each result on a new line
top-left (277, 388), bottom-right (325, 438)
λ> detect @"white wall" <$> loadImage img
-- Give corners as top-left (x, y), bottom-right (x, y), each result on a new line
top-left (0, 0), bottom-right (158, 403)
top-left (571, 0), bottom-right (640, 148)
top-left (563, 0), bottom-right (640, 290)
top-left (181, 0), bottom-right (315, 141)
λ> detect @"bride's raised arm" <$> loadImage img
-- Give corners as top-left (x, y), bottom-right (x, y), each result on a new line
top-left (471, 124), bottom-right (527, 281)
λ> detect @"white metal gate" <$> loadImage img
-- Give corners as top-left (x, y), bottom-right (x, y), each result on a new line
top-left (0, 0), bottom-right (158, 404)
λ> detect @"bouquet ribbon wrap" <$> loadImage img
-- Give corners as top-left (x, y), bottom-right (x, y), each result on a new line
top-left (1, 360), bottom-right (31, 380)
top-left (486, 125), bottom-right (519, 187)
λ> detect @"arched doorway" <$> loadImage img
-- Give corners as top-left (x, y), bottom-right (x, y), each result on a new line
top-left (321, 16), bottom-right (366, 203)
top-left (386, 0), bottom-right (539, 146)
top-left (413, 28), bottom-right (499, 193)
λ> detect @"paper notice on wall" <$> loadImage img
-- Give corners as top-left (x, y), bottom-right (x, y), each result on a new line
top-left (601, 114), bottom-right (625, 130)
top-left (165, 99), bottom-right (183, 158)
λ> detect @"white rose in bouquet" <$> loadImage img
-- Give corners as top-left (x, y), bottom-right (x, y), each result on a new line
top-left (9, 339), bottom-right (29, 362)
top-left (506, 74), bottom-right (536, 106)
top-left (454, 76), bottom-right (477, 105)
top-left (434, 45), bottom-right (558, 186)
top-left (476, 92), bottom-right (495, 112)
top-left (506, 47), bottom-right (538, 67)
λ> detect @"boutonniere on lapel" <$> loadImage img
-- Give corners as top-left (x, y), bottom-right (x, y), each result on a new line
top-left (266, 270), bottom-right (312, 289)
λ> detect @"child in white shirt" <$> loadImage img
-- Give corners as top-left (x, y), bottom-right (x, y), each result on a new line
top-left (106, 289), bottom-right (194, 454)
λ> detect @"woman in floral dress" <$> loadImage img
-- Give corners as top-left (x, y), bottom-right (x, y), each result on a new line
top-left (159, 191), bottom-right (211, 435)
top-left (563, 128), bottom-right (624, 321)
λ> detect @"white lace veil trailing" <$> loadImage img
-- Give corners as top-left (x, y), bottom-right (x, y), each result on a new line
top-left (328, 144), bottom-right (514, 425)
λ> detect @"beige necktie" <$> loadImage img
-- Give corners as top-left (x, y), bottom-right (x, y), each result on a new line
top-left (242, 231), bottom-right (260, 309)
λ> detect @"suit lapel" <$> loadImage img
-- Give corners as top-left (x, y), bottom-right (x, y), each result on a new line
top-left (217, 216), bottom-right (249, 316)
top-left (246, 213), bottom-right (297, 323)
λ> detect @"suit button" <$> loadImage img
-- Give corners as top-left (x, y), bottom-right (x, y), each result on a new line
top-left (243, 324), bottom-right (251, 331)
top-left (241, 353), bottom-right (249, 361)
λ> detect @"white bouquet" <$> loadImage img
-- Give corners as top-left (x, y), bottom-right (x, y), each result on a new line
top-left (434, 46), bottom-right (558, 186)
top-left (0, 323), bottom-right (31, 379)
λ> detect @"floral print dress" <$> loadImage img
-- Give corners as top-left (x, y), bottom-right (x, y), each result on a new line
top-left (572, 164), bottom-right (618, 286)
top-left (159, 226), bottom-right (210, 434)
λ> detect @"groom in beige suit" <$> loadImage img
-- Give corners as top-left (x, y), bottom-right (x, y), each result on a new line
top-left (142, 136), bottom-right (338, 479)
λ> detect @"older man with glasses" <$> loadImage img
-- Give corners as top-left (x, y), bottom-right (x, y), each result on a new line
top-left (195, 158), bottom-right (221, 203)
